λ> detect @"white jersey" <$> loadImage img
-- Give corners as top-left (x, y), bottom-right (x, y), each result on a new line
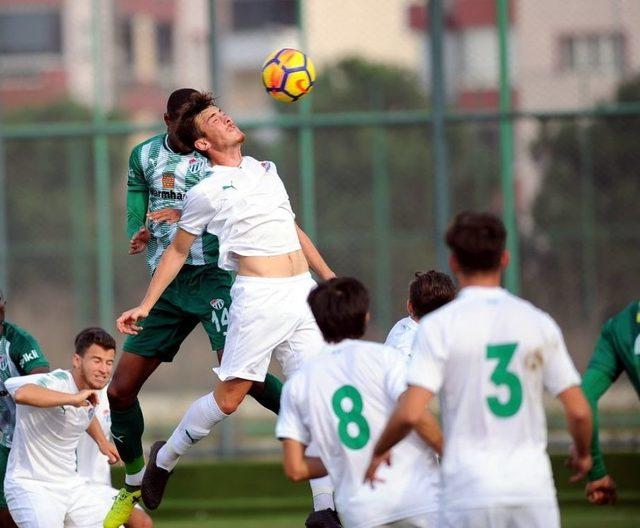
top-left (407, 286), bottom-right (581, 510)
top-left (76, 386), bottom-right (111, 486)
top-left (277, 340), bottom-right (439, 528)
top-left (384, 316), bottom-right (418, 358)
top-left (179, 156), bottom-right (301, 271)
top-left (5, 369), bottom-right (96, 484)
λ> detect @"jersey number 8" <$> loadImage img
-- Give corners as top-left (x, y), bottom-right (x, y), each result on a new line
top-left (332, 385), bottom-right (370, 449)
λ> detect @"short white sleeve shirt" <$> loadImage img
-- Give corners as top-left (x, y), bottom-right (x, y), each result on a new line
top-left (76, 386), bottom-right (111, 486)
top-left (385, 316), bottom-right (419, 359)
top-left (5, 369), bottom-right (96, 484)
top-left (178, 156), bottom-right (301, 271)
top-left (407, 287), bottom-right (581, 509)
top-left (277, 340), bottom-right (439, 528)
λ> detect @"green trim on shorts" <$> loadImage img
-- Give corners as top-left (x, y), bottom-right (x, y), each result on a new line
top-left (124, 264), bottom-right (232, 362)
top-left (0, 444), bottom-right (9, 508)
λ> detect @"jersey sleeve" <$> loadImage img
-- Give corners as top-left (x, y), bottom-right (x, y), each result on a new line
top-left (541, 314), bottom-right (581, 396)
top-left (127, 146), bottom-right (147, 191)
top-left (8, 329), bottom-right (49, 375)
top-left (582, 318), bottom-right (625, 480)
top-left (5, 370), bottom-right (69, 397)
top-left (178, 186), bottom-right (214, 236)
top-left (406, 318), bottom-right (448, 393)
top-left (383, 348), bottom-right (408, 400)
top-left (275, 376), bottom-right (311, 445)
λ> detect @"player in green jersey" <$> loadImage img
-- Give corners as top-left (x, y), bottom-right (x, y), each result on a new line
top-left (105, 89), bottom-right (283, 527)
top-left (0, 289), bottom-right (50, 528)
top-left (580, 301), bottom-right (640, 505)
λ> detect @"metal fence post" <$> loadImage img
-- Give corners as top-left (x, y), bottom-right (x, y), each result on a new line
top-left (578, 119), bottom-right (597, 317)
top-left (0, 104), bottom-right (7, 296)
top-left (497, 0), bottom-right (520, 294)
top-left (428, 0), bottom-right (450, 272)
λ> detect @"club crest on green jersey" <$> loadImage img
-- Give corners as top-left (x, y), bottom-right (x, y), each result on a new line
top-left (210, 298), bottom-right (225, 310)
top-left (188, 158), bottom-right (205, 174)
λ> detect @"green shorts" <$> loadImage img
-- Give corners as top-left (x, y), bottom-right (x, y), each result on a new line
top-left (0, 444), bottom-right (9, 508)
top-left (124, 264), bottom-right (233, 362)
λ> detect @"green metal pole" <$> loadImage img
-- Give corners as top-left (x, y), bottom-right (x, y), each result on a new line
top-left (372, 126), bottom-right (392, 333)
top-left (578, 120), bottom-right (597, 317)
top-left (428, 0), bottom-right (450, 272)
top-left (0, 103), bottom-right (7, 296)
top-left (92, 0), bottom-right (114, 328)
top-left (296, 0), bottom-right (316, 239)
top-left (67, 141), bottom-right (91, 328)
top-left (208, 0), bottom-right (221, 95)
top-left (497, 0), bottom-right (520, 293)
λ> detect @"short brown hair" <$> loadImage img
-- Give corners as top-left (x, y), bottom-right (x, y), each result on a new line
top-left (74, 327), bottom-right (116, 357)
top-left (409, 270), bottom-right (456, 318)
top-left (445, 211), bottom-right (506, 273)
top-left (308, 277), bottom-right (370, 343)
top-left (173, 91), bottom-right (216, 152)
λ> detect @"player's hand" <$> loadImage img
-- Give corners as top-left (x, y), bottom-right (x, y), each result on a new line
top-left (364, 451), bottom-right (391, 489)
top-left (147, 208), bottom-right (181, 224)
top-left (100, 442), bottom-right (121, 465)
top-left (116, 306), bottom-right (148, 335)
top-left (586, 475), bottom-right (617, 505)
top-left (129, 227), bottom-right (150, 254)
top-left (71, 390), bottom-right (99, 408)
top-left (565, 445), bottom-right (592, 483)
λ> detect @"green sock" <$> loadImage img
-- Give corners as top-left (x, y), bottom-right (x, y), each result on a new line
top-left (251, 373), bottom-right (283, 415)
top-left (110, 399), bottom-right (146, 482)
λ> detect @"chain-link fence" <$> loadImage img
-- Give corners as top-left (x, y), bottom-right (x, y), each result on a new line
top-left (1, 0), bottom-right (639, 457)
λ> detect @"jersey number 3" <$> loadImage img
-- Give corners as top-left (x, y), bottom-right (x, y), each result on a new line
top-left (486, 343), bottom-right (523, 418)
top-left (332, 385), bottom-right (370, 449)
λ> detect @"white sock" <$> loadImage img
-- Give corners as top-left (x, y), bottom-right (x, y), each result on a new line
top-left (156, 393), bottom-right (228, 471)
top-left (310, 475), bottom-right (335, 511)
top-left (124, 466), bottom-right (145, 487)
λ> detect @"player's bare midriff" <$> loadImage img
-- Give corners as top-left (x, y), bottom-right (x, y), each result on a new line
top-left (236, 250), bottom-right (309, 278)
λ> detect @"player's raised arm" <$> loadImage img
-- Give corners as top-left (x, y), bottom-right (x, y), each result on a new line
top-left (296, 224), bottom-right (335, 281)
top-left (117, 228), bottom-right (196, 335)
top-left (7, 379), bottom-right (98, 408)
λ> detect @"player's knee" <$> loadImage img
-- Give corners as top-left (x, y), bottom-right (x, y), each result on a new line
top-left (216, 392), bottom-right (245, 415)
top-left (107, 383), bottom-right (136, 410)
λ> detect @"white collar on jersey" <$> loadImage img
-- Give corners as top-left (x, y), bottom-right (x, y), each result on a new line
top-left (458, 286), bottom-right (508, 299)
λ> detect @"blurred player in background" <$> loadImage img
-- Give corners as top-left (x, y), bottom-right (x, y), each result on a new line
top-left (117, 92), bottom-right (338, 526)
top-left (106, 88), bottom-right (283, 527)
top-left (385, 271), bottom-right (456, 358)
top-left (76, 388), bottom-right (152, 527)
top-left (277, 277), bottom-right (442, 528)
top-left (4, 328), bottom-right (120, 528)
top-left (0, 289), bottom-right (50, 528)
top-left (367, 211), bottom-right (593, 528)
top-left (580, 300), bottom-right (640, 505)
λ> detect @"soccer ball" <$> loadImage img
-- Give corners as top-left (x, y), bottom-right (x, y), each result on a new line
top-left (261, 48), bottom-right (316, 103)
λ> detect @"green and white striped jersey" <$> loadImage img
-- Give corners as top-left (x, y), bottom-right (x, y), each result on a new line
top-left (128, 134), bottom-right (220, 272)
top-left (0, 321), bottom-right (49, 448)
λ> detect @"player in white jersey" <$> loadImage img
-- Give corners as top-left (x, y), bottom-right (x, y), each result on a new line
top-left (4, 328), bottom-right (122, 528)
top-left (385, 271), bottom-right (456, 358)
top-left (367, 212), bottom-right (593, 528)
top-left (76, 385), bottom-right (152, 527)
top-left (277, 277), bottom-right (442, 528)
top-left (116, 91), bottom-right (338, 525)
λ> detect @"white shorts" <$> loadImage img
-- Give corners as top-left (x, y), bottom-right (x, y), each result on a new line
top-left (377, 512), bottom-right (438, 527)
top-left (441, 503), bottom-right (560, 528)
top-left (214, 272), bottom-right (324, 382)
top-left (5, 477), bottom-right (111, 528)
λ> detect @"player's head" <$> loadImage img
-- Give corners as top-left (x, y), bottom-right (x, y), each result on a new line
top-left (308, 277), bottom-right (370, 344)
top-left (408, 270), bottom-right (457, 320)
top-left (165, 88), bottom-right (199, 153)
top-left (174, 91), bottom-right (245, 155)
top-left (72, 327), bottom-right (116, 390)
top-left (445, 211), bottom-right (508, 279)
top-left (0, 289), bottom-right (5, 324)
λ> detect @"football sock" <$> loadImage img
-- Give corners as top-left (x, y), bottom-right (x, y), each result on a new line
top-left (310, 476), bottom-right (335, 511)
top-left (124, 466), bottom-right (145, 489)
top-left (156, 392), bottom-right (228, 471)
top-left (250, 373), bottom-right (283, 415)
top-left (110, 399), bottom-right (145, 478)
